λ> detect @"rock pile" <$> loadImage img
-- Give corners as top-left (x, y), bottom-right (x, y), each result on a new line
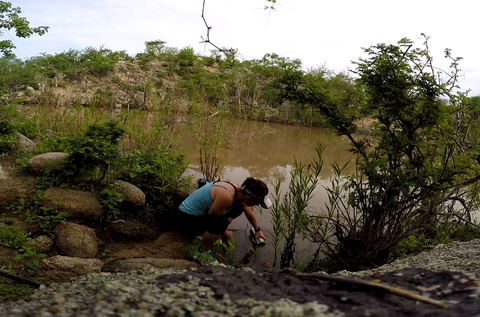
top-left (0, 147), bottom-right (198, 282)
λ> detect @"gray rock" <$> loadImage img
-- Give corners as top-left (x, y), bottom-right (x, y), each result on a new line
top-left (0, 163), bottom-right (7, 180)
top-left (14, 133), bottom-right (36, 154)
top-left (114, 180), bottom-right (146, 209)
top-left (40, 255), bottom-right (103, 282)
top-left (338, 239), bottom-right (480, 279)
top-left (44, 187), bottom-right (105, 220)
top-left (103, 258), bottom-right (198, 273)
top-left (25, 86), bottom-right (36, 96)
top-left (55, 222), bottom-right (98, 258)
top-left (28, 235), bottom-right (54, 252)
top-left (27, 152), bottom-right (69, 176)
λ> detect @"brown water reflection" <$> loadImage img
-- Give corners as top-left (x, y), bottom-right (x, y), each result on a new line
top-left (176, 119), bottom-right (354, 181)
top-left (175, 119), bottom-right (354, 266)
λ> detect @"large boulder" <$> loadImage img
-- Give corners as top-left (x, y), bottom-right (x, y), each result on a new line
top-left (114, 180), bottom-right (146, 210)
top-left (28, 152), bottom-right (69, 176)
top-left (55, 222), bottom-right (98, 258)
top-left (44, 187), bottom-right (105, 220)
top-left (40, 255), bottom-right (103, 282)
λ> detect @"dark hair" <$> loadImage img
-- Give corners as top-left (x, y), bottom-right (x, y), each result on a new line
top-left (242, 177), bottom-right (268, 201)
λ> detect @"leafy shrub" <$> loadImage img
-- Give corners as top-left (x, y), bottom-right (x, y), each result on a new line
top-left (177, 47), bottom-right (197, 76)
top-left (8, 191), bottom-right (67, 238)
top-left (119, 144), bottom-right (188, 230)
top-left (0, 104), bottom-right (38, 153)
top-left (120, 144), bottom-right (188, 201)
top-left (63, 120), bottom-right (125, 182)
top-left (30, 46), bottom-right (120, 82)
top-left (0, 226), bottom-right (29, 248)
top-left (100, 186), bottom-right (124, 222)
top-left (283, 36), bottom-right (480, 271)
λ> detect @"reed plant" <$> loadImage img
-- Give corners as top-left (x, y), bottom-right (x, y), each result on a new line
top-left (217, 239), bottom-right (239, 266)
top-left (189, 101), bottom-right (228, 181)
top-left (248, 246), bottom-right (261, 268)
top-left (270, 143), bottom-right (324, 269)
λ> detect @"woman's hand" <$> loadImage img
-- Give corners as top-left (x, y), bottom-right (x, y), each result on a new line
top-left (255, 230), bottom-right (266, 240)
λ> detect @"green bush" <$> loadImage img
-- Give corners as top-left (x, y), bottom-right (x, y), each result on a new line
top-left (177, 47), bottom-right (197, 76)
top-left (63, 120), bottom-right (125, 182)
top-left (0, 104), bottom-right (38, 153)
top-left (0, 226), bottom-right (29, 248)
top-left (120, 144), bottom-right (188, 201)
top-left (30, 46), bottom-right (120, 82)
top-left (8, 191), bottom-right (67, 239)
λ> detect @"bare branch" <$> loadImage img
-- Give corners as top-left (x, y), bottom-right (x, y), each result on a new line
top-left (289, 269), bottom-right (448, 308)
top-left (200, 0), bottom-right (236, 56)
top-left (0, 270), bottom-right (42, 288)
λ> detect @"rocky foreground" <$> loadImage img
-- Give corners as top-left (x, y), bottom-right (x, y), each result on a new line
top-left (1, 239), bottom-right (480, 317)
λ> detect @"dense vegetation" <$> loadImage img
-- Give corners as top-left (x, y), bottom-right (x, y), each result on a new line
top-left (0, 39), bottom-right (364, 126)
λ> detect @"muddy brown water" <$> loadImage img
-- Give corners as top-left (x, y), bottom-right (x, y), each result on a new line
top-left (175, 119), bottom-right (354, 267)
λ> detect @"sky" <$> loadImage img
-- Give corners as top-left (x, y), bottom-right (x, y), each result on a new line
top-left (7, 0), bottom-right (480, 96)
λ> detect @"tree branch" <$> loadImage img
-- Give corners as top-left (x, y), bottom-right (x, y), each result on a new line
top-left (288, 269), bottom-right (448, 309)
top-left (0, 270), bottom-right (42, 289)
top-left (200, 0), bottom-right (236, 56)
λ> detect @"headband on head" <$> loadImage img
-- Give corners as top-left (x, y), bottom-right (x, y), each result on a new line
top-left (242, 185), bottom-right (272, 209)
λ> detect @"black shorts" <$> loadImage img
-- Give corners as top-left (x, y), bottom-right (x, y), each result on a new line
top-left (174, 211), bottom-right (229, 237)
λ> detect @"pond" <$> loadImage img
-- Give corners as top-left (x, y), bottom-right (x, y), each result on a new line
top-left (175, 118), bottom-right (355, 267)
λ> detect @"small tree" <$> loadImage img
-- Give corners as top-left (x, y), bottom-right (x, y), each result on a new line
top-left (0, 2), bottom-right (49, 58)
top-left (285, 35), bottom-right (480, 270)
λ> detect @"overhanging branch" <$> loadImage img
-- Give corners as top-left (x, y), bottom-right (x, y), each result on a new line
top-left (200, 0), bottom-right (236, 56)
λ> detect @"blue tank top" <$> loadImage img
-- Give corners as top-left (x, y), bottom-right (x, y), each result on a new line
top-left (179, 182), bottom-right (215, 216)
top-left (179, 181), bottom-right (242, 217)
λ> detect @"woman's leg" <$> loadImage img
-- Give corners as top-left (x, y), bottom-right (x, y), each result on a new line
top-left (201, 231), bottom-right (222, 251)
top-left (222, 230), bottom-right (233, 240)
top-left (175, 211), bottom-right (229, 249)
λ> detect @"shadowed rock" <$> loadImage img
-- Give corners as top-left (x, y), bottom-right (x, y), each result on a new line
top-left (44, 187), bottom-right (105, 220)
top-left (40, 255), bottom-right (103, 282)
top-left (55, 222), bottom-right (98, 258)
top-left (103, 258), bottom-right (198, 273)
top-left (15, 133), bottom-right (36, 154)
top-left (27, 152), bottom-right (69, 176)
top-left (109, 220), bottom-right (157, 240)
top-left (114, 180), bottom-right (146, 210)
top-left (28, 235), bottom-right (54, 252)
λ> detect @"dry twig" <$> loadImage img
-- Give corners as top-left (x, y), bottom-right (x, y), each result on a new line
top-left (289, 269), bottom-right (448, 309)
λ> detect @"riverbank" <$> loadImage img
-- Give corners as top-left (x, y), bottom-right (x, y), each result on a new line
top-left (1, 239), bottom-right (480, 317)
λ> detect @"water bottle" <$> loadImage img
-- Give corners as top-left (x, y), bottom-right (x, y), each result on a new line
top-left (197, 178), bottom-right (207, 189)
top-left (250, 228), bottom-right (265, 245)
